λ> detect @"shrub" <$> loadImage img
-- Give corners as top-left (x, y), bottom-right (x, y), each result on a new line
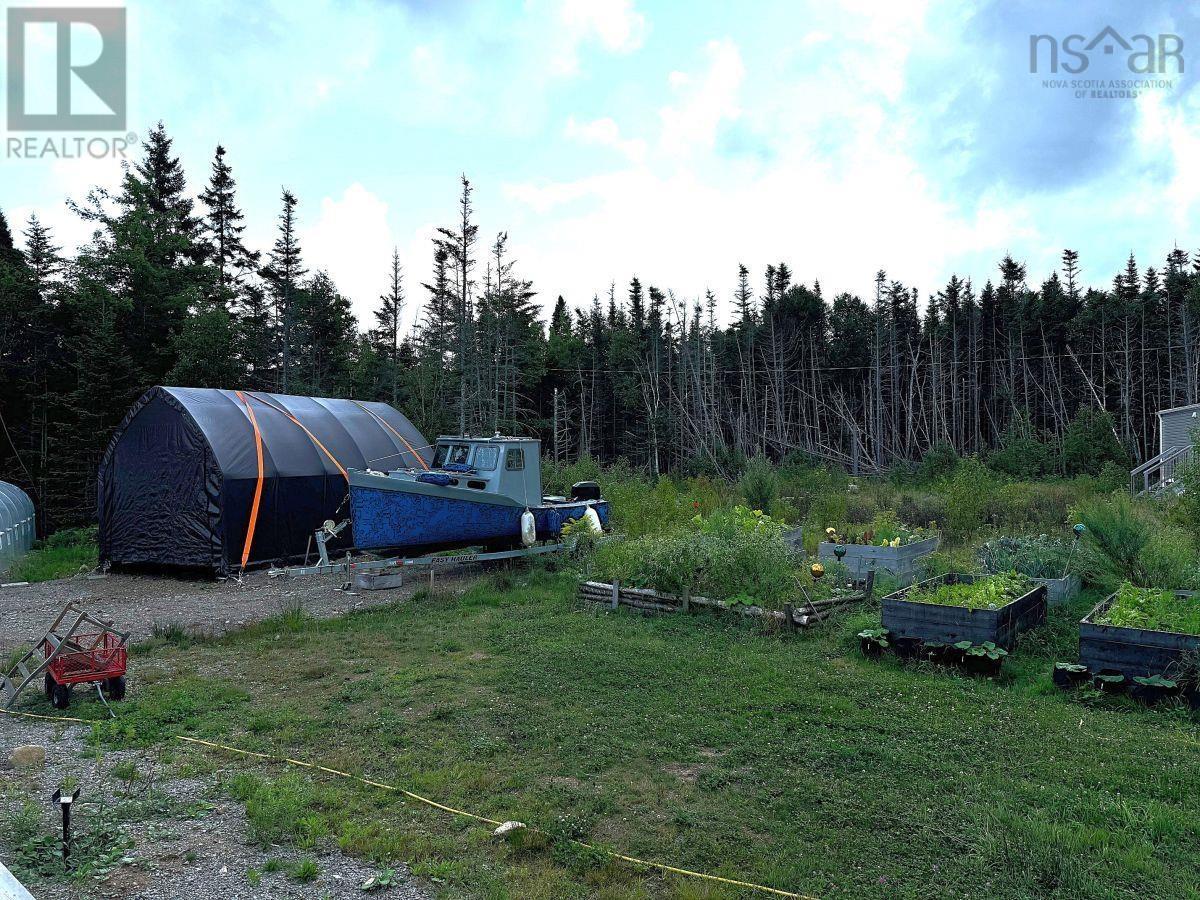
top-left (986, 413), bottom-right (1055, 479)
top-left (593, 507), bottom-right (797, 607)
top-left (897, 493), bottom-right (946, 528)
top-left (1076, 495), bottom-right (1153, 588)
top-left (697, 507), bottom-right (796, 606)
top-left (917, 442), bottom-right (960, 481)
top-left (990, 483), bottom-right (1072, 530)
top-left (808, 492), bottom-right (848, 531)
top-left (1062, 407), bottom-right (1128, 476)
top-left (739, 455), bottom-right (780, 513)
top-left (541, 455), bottom-right (603, 495)
top-left (844, 493), bottom-right (878, 525)
top-left (1139, 526), bottom-right (1200, 590)
top-left (944, 457), bottom-right (998, 539)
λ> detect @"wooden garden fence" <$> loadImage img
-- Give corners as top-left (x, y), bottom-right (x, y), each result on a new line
top-left (577, 572), bottom-right (874, 630)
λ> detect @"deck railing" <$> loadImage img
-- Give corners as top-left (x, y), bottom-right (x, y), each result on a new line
top-left (1131, 444), bottom-right (1193, 495)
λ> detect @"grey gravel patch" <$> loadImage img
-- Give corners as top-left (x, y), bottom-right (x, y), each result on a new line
top-left (0, 717), bottom-right (431, 900)
top-left (0, 567), bottom-right (480, 657)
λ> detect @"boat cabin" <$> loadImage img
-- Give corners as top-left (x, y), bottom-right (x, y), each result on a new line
top-left (428, 435), bottom-right (543, 505)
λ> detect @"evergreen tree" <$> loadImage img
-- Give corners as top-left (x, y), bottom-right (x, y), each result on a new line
top-left (261, 189), bottom-right (305, 392)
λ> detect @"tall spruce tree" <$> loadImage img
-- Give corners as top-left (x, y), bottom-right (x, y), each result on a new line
top-left (261, 189), bottom-right (306, 392)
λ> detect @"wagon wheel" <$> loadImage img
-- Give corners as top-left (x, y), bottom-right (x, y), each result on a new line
top-left (103, 676), bottom-right (126, 701)
top-left (44, 672), bottom-right (55, 700)
top-left (50, 682), bottom-right (71, 710)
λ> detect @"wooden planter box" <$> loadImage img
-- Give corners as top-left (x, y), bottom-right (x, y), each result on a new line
top-left (1078, 591), bottom-right (1200, 679)
top-left (882, 573), bottom-right (1047, 651)
top-left (1032, 574), bottom-right (1081, 606)
top-left (819, 535), bottom-right (939, 585)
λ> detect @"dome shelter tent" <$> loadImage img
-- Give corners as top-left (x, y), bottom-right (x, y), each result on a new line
top-left (98, 387), bottom-right (432, 575)
top-left (0, 481), bottom-right (35, 574)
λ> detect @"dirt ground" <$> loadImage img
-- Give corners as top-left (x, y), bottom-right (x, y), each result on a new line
top-left (0, 568), bottom-right (455, 899)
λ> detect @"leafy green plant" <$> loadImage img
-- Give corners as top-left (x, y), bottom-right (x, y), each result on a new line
top-left (1054, 663), bottom-right (1087, 674)
top-left (955, 640), bottom-right (1008, 660)
top-left (1132, 674), bottom-right (1177, 689)
top-left (977, 535), bottom-right (1075, 579)
top-left (858, 628), bottom-right (890, 649)
top-left (905, 573), bottom-right (1032, 610)
top-left (362, 868), bottom-right (398, 891)
top-left (1096, 582), bottom-right (1200, 635)
top-left (823, 513), bottom-right (931, 548)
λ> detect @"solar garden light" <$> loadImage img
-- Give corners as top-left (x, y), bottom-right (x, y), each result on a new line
top-left (49, 787), bottom-right (81, 865)
top-left (1062, 523), bottom-right (1087, 579)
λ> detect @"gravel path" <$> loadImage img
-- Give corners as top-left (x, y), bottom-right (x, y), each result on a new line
top-left (0, 716), bottom-right (431, 900)
top-left (0, 568), bottom-right (444, 656)
top-left (0, 567), bottom-right (469, 898)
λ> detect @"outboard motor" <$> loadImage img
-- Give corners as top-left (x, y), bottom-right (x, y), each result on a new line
top-left (570, 481), bottom-right (602, 501)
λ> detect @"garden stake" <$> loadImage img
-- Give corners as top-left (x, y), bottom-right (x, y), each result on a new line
top-left (1061, 523), bottom-right (1086, 579)
top-left (50, 788), bottom-right (80, 866)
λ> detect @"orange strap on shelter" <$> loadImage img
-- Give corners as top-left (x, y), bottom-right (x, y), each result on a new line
top-left (352, 400), bottom-right (430, 470)
top-left (234, 390), bottom-right (266, 571)
top-left (246, 392), bottom-right (349, 482)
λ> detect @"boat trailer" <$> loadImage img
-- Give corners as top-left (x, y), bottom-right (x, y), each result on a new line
top-left (269, 519), bottom-right (566, 589)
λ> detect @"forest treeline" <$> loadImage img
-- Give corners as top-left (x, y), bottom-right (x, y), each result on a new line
top-left (1, 124), bottom-right (1198, 532)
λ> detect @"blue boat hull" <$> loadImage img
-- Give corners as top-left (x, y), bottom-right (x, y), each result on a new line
top-left (350, 480), bottom-right (609, 552)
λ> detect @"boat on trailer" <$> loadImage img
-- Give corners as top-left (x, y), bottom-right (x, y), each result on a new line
top-left (349, 434), bottom-right (609, 553)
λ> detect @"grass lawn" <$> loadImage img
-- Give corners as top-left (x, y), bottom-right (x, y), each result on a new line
top-left (6, 528), bottom-right (97, 583)
top-left (51, 567), bottom-right (1200, 899)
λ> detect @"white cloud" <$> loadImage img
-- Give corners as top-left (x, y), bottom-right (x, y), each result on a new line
top-left (301, 183), bottom-right (395, 327)
top-left (658, 39), bottom-right (744, 157)
top-left (564, 115), bottom-right (647, 162)
top-left (551, 0), bottom-right (647, 75)
top-left (559, 0), bottom-right (646, 52)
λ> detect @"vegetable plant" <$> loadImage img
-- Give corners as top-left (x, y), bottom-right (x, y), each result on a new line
top-left (976, 535), bottom-right (1076, 579)
top-left (1096, 582), bottom-right (1200, 635)
top-left (1132, 674), bottom-right (1177, 689)
top-left (904, 572), bottom-right (1032, 610)
top-left (954, 640), bottom-right (1008, 661)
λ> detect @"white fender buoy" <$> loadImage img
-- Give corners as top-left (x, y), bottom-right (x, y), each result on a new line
top-left (520, 509), bottom-right (537, 546)
top-left (581, 507), bottom-right (602, 534)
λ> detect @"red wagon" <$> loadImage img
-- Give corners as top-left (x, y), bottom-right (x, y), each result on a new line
top-left (3, 602), bottom-right (129, 714)
top-left (43, 629), bottom-right (128, 708)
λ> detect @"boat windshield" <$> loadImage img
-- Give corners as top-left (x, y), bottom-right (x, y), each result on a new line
top-left (433, 443), bottom-right (471, 467)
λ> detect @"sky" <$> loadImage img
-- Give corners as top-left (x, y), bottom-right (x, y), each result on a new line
top-left (2, 0), bottom-right (1198, 332)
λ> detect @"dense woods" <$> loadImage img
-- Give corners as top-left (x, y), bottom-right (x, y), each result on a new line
top-left (1, 125), bottom-right (1198, 532)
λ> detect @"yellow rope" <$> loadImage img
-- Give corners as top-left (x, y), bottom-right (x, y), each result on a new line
top-left (183, 735), bottom-right (814, 898)
top-left (1, 707), bottom-right (96, 725)
top-left (2, 710), bottom-right (814, 898)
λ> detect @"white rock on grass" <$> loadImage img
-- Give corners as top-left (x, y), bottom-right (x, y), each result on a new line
top-left (492, 821), bottom-right (526, 837)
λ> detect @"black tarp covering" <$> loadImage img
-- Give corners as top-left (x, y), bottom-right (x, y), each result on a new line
top-left (98, 386), bottom-right (431, 574)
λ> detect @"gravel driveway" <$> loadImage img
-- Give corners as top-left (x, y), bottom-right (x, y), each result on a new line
top-left (1, 716), bottom-right (431, 900)
top-left (0, 567), bottom-right (471, 899)
top-left (0, 568), bottom-right (438, 656)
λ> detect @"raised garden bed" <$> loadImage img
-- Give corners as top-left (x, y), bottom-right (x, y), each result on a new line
top-left (881, 573), bottom-right (1047, 651)
top-left (1033, 574), bottom-right (1081, 606)
top-left (1079, 588), bottom-right (1200, 680)
top-left (818, 535), bottom-right (939, 585)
